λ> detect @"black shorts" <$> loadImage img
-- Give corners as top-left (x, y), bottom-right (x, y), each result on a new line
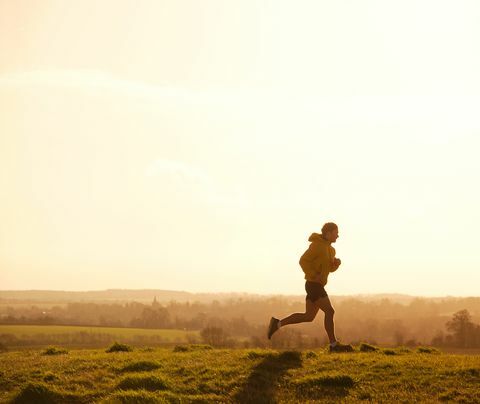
top-left (305, 281), bottom-right (328, 302)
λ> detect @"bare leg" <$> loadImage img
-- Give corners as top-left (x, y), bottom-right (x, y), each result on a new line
top-left (279, 298), bottom-right (320, 326)
top-left (316, 296), bottom-right (336, 343)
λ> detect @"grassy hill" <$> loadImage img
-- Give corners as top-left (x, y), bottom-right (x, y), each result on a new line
top-left (0, 345), bottom-right (479, 403)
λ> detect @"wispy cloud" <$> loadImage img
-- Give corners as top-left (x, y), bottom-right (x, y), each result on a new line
top-left (0, 69), bottom-right (272, 108)
top-left (145, 158), bottom-right (249, 208)
top-left (0, 69), bottom-right (203, 102)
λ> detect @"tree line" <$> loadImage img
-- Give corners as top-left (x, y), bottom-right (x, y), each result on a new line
top-left (1, 296), bottom-right (480, 348)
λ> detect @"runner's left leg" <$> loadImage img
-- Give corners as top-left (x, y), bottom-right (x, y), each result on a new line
top-left (279, 297), bottom-right (320, 326)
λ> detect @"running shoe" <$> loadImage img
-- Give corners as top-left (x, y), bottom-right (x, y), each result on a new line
top-left (267, 317), bottom-right (280, 340)
top-left (329, 342), bottom-right (354, 353)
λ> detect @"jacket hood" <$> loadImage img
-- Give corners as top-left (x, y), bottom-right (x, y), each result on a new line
top-left (308, 232), bottom-right (328, 243)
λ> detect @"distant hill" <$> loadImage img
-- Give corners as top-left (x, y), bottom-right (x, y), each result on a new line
top-left (0, 289), bottom-right (273, 304)
top-left (0, 289), bottom-right (460, 305)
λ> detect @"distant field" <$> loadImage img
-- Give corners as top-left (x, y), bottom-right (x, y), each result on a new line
top-left (0, 325), bottom-right (194, 339)
top-left (0, 345), bottom-right (479, 403)
top-left (0, 325), bottom-right (199, 349)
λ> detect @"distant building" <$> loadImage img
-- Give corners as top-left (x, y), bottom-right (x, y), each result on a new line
top-left (152, 296), bottom-right (161, 308)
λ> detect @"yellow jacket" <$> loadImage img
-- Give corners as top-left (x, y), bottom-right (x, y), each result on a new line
top-left (299, 232), bottom-right (337, 285)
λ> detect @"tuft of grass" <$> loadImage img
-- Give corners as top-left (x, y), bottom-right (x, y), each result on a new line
top-left (358, 391), bottom-right (373, 400)
top-left (42, 372), bottom-right (57, 382)
top-left (12, 382), bottom-right (62, 403)
top-left (458, 367), bottom-right (480, 377)
top-left (103, 390), bottom-right (171, 403)
top-left (359, 343), bottom-right (378, 352)
top-left (439, 389), bottom-right (461, 402)
top-left (243, 349), bottom-right (275, 360)
top-left (12, 382), bottom-right (96, 403)
top-left (383, 349), bottom-right (396, 355)
top-left (416, 346), bottom-right (441, 354)
top-left (304, 350), bottom-right (318, 359)
top-left (42, 346), bottom-right (68, 355)
top-left (173, 344), bottom-right (213, 352)
top-left (106, 341), bottom-right (133, 353)
top-left (120, 361), bottom-right (161, 373)
top-left (294, 373), bottom-right (355, 388)
top-left (279, 350), bottom-right (302, 363)
top-left (116, 375), bottom-right (169, 391)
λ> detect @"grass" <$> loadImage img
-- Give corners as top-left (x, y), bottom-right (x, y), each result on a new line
top-left (0, 345), bottom-right (479, 403)
top-left (116, 375), bottom-right (169, 391)
top-left (119, 360), bottom-right (162, 373)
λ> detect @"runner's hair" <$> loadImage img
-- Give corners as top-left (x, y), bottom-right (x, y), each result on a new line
top-left (321, 222), bottom-right (338, 235)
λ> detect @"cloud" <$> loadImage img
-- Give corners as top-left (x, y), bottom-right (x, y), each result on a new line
top-left (3, 69), bottom-right (479, 134)
top-left (145, 158), bottom-right (249, 209)
top-left (0, 69), bottom-right (272, 109)
top-left (0, 69), bottom-right (202, 102)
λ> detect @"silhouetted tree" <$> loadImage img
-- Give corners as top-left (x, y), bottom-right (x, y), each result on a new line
top-left (200, 326), bottom-right (228, 347)
top-left (446, 309), bottom-right (476, 348)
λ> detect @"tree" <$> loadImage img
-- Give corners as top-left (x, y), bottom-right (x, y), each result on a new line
top-left (446, 309), bottom-right (475, 348)
top-left (200, 326), bottom-right (228, 347)
top-left (130, 307), bottom-right (171, 329)
top-left (431, 330), bottom-right (444, 347)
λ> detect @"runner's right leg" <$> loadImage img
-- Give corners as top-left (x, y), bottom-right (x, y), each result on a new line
top-left (315, 295), bottom-right (337, 343)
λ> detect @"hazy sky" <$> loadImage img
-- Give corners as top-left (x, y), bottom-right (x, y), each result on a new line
top-left (1, 1), bottom-right (480, 296)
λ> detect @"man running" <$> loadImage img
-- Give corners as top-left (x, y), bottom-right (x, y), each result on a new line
top-left (267, 222), bottom-right (353, 352)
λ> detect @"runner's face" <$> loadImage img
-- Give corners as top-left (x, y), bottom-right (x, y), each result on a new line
top-left (327, 229), bottom-right (339, 243)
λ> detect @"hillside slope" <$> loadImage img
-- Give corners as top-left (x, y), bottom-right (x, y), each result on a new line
top-left (1, 345), bottom-right (479, 403)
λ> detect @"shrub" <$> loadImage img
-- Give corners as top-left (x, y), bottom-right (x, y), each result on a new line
top-left (116, 375), bottom-right (169, 391)
top-left (417, 346), bottom-right (441, 354)
top-left (106, 342), bottom-right (133, 353)
top-left (173, 344), bottom-right (213, 352)
top-left (200, 326), bottom-right (228, 347)
top-left (42, 346), bottom-right (68, 355)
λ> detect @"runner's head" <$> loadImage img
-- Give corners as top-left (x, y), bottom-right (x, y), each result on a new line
top-left (321, 222), bottom-right (339, 243)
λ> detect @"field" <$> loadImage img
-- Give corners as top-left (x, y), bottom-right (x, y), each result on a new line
top-left (0, 325), bottom-right (198, 349)
top-left (0, 325), bottom-right (195, 340)
top-left (0, 345), bottom-right (479, 403)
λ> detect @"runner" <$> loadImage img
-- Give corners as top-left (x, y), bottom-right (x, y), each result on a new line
top-left (267, 222), bottom-right (353, 352)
